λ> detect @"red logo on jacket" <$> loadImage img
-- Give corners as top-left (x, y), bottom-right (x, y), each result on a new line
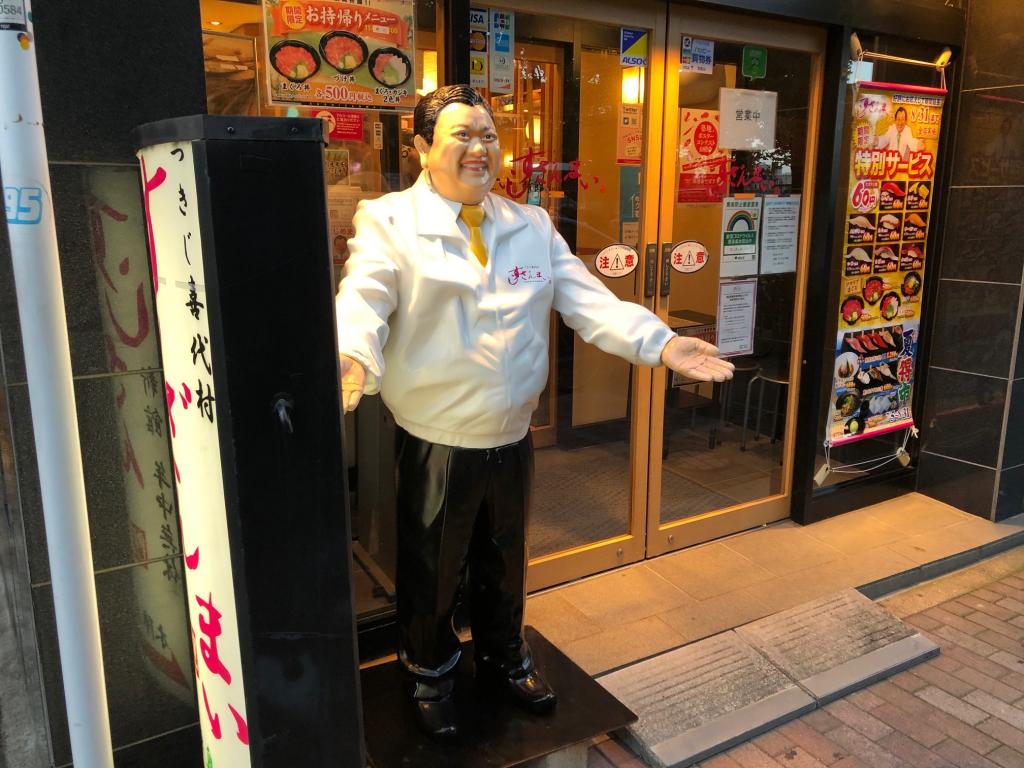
top-left (507, 265), bottom-right (546, 286)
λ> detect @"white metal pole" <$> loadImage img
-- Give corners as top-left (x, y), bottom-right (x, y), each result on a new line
top-left (0, 3), bottom-right (114, 766)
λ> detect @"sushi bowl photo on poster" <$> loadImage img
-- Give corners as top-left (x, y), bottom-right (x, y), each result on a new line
top-left (828, 321), bottom-right (918, 445)
top-left (262, 0), bottom-right (416, 110)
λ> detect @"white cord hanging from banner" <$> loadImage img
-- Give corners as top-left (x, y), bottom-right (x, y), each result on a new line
top-left (816, 426), bottom-right (919, 487)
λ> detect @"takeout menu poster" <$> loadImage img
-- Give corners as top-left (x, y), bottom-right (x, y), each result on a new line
top-left (270, 0), bottom-right (409, 47)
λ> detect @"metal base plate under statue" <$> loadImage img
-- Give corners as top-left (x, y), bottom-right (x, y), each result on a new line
top-left (362, 626), bottom-right (636, 767)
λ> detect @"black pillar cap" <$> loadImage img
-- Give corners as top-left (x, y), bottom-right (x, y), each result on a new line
top-left (132, 114), bottom-right (326, 151)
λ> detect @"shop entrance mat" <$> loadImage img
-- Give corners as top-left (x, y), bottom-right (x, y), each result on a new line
top-left (597, 589), bottom-right (938, 768)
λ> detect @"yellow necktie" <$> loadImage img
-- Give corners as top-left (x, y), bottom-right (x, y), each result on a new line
top-left (459, 204), bottom-right (488, 267)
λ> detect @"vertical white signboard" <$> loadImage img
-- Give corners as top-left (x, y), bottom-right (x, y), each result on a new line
top-left (138, 142), bottom-right (252, 767)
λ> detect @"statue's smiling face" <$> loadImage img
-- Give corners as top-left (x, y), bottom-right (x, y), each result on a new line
top-left (415, 103), bottom-right (500, 204)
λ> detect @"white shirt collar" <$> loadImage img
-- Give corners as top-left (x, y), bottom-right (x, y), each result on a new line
top-left (423, 170), bottom-right (494, 221)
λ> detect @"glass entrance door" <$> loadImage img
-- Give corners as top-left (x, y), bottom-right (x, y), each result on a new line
top-left (646, 8), bottom-right (824, 555)
top-left (496, 0), bottom-right (824, 589)
top-left (492, 0), bottom-right (669, 591)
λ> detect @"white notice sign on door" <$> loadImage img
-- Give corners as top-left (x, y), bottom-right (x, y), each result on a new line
top-left (719, 88), bottom-right (777, 150)
top-left (760, 195), bottom-right (801, 274)
top-left (717, 278), bottom-right (757, 357)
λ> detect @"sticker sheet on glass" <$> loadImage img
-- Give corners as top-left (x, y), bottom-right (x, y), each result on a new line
top-left (826, 84), bottom-right (945, 446)
top-left (617, 104), bottom-right (643, 165)
top-left (469, 7), bottom-right (488, 90)
top-left (595, 244), bottom-right (638, 278)
top-left (680, 36), bottom-right (714, 74)
top-left (678, 110), bottom-right (728, 203)
top-left (670, 240), bottom-right (709, 274)
top-left (718, 88), bottom-right (777, 151)
top-left (316, 108), bottom-right (364, 141)
top-left (741, 46), bottom-right (767, 80)
top-left (720, 196), bottom-right (762, 278)
top-left (324, 149), bottom-right (350, 185)
top-left (619, 166), bottom-right (641, 249)
top-left (717, 279), bottom-right (757, 357)
top-left (328, 186), bottom-right (383, 266)
top-left (488, 10), bottom-right (514, 95)
top-left (620, 28), bottom-right (648, 67)
top-left (137, 142), bottom-right (251, 765)
top-left (263, 0), bottom-right (416, 110)
top-left (760, 195), bottom-right (800, 275)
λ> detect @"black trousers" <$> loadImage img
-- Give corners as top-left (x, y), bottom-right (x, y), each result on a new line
top-left (395, 428), bottom-right (533, 678)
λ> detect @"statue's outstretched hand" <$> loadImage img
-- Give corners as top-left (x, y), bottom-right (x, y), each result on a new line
top-left (661, 336), bottom-right (735, 382)
top-left (339, 355), bottom-right (366, 412)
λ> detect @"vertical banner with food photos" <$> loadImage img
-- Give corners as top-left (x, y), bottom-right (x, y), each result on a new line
top-left (263, 0), bottom-right (415, 110)
top-left (826, 82), bottom-right (945, 446)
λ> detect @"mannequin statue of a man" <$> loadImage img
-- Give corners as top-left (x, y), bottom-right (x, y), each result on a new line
top-left (335, 85), bottom-right (734, 738)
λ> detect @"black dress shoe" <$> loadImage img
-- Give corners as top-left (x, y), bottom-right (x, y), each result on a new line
top-left (410, 678), bottom-right (459, 738)
top-left (476, 657), bottom-right (558, 714)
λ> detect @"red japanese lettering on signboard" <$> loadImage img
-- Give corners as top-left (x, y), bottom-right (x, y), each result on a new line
top-left (196, 593), bottom-right (232, 685)
top-left (270, 0), bottom-right (408, 48)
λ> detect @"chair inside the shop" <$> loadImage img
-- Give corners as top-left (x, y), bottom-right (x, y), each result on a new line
top-left (663, 338), bottom-right (790, 457)
top-left (738, 341), bottom-right (791, 452)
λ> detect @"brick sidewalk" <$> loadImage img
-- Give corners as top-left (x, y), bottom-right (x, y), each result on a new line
top-left (588, 565), bottom-right (1024, 768)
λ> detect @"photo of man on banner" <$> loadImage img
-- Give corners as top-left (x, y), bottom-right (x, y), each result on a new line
top-left (875, 106), bottom-right (921, 160)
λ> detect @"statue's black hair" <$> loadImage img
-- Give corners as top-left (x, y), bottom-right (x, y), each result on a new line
top-left (414, 85), bottom-right (492, 145)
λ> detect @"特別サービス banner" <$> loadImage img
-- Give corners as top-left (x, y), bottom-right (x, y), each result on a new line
top-left (826, 81), bottom-right (946, 447)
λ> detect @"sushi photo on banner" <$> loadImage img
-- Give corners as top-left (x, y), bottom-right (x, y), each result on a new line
top-left (825, 81), bottom-right (945, 447)
top-left (262, 0), bottom-right (416, 110)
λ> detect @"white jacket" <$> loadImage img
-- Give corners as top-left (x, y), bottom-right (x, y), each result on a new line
top-left (335, 173), bottom-right (675, 449)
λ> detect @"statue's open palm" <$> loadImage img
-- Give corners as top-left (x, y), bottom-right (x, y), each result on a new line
top-left (661, 336), bottom-right (735, 382)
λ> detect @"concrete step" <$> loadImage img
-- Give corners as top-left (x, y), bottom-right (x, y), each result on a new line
top-left (597, 589), bottom-right (938, 768)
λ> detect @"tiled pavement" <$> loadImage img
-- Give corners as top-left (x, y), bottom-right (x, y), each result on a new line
top-left (586, 552), bottom-right (1024, 768)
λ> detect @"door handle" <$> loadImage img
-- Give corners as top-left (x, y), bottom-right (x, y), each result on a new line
top-left (644, 243), bottom-right (658, 298)
top-left (660, 243), bottom-right (673, 298)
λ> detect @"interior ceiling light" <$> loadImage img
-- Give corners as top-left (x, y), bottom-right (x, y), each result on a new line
top-left (210, 20), bottom-right (222, 26)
